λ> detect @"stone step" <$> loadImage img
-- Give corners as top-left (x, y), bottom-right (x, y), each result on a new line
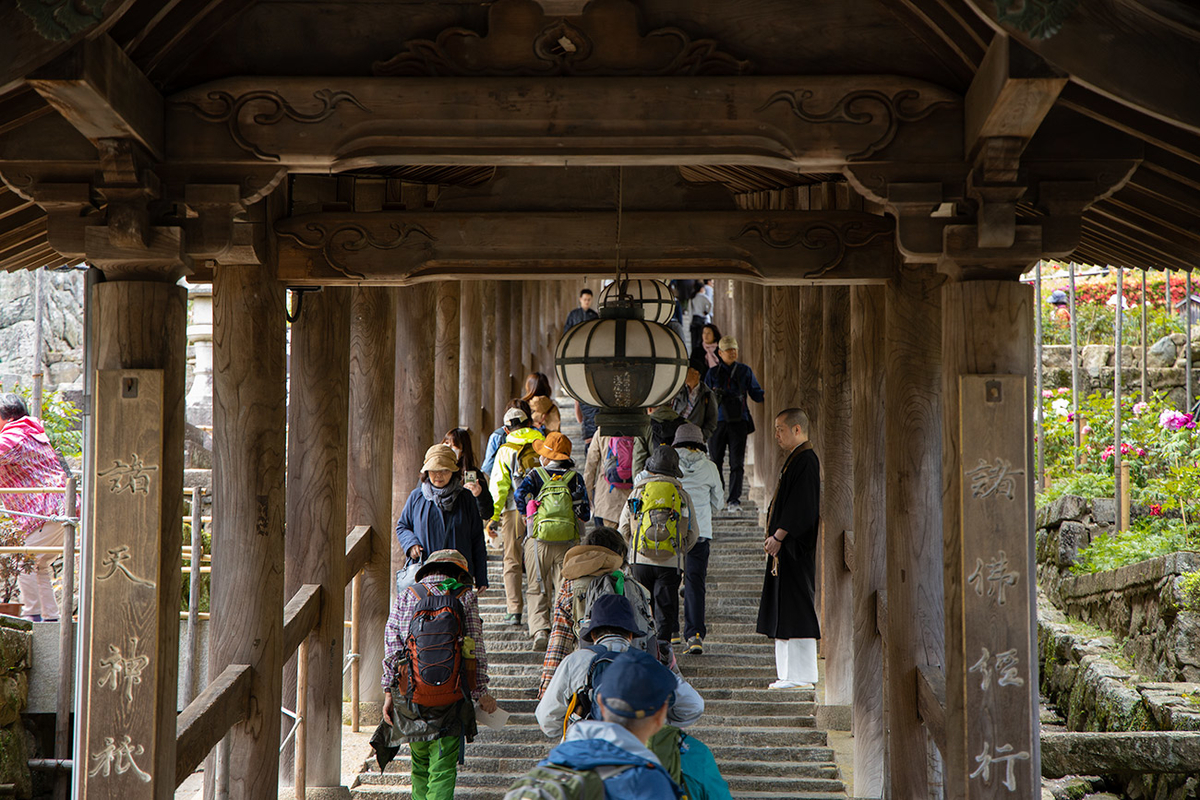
top-left (351, 786), bottom-right (845, 800)
top-left (494, 698), bottom-right (817, 717)
top-left (358, 769), bottom-right (844, 793)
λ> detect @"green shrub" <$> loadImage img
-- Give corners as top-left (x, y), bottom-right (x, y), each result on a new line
top-left (1075, 516), bottom-right (1194, 574)
top-left (1180, 570), bottom-right (1200, 612)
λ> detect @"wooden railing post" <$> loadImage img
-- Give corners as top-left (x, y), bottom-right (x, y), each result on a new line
top-left (54, 476), bottom-right (76, 800)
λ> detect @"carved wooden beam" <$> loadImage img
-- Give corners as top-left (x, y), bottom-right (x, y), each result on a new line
top-left (963, 33), bottom-right (1066, 158)
top-left (28, 34), bottom-right (164, 159)
top-left (167, 76), bottom-right (962, 171)
top-left (274, 210), bottom-right (897, 286)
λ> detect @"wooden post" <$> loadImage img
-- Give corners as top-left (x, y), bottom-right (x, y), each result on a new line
top-left (494, 282), bottom-right (513, 421)
top-left (350, 574), bottom-right (361, 732)
top-left (1069, 263), bottom-right (1081, 464)
top-left (851, 284), bottom-right (887, 798)
top-left (510, 281), bottom-right (525, 398)
top-left (284, 287), bottom-right (351, 796)
top-left (294, 637), bottom-right (308, 800)
top-left (885, 265), bottom-right (944, 799)
top-left (211, 260), bottom-right (287, 800)
top-left (88, 277), bottom-right (186, 800)
top-left (1120, 461), bottom-right (1131, 531)
top-left (741, 284), bottom-right (766, 500)
top-left (459, 281), bottom-right (484, 437)
top-left (434, 281), bottom-right (461, 436)
top-left (32, 268), bottom-right (44, 417)
top-left (797, 288), bottom-right (824, 453)
top-left (821, 285), bottom-right (853, 707)
top-left (763, 287), bottom-right (800, 487)
top-left (941, 279), bottom-right (1038, 799)
top-left (481, 281), bottom-right (498, 436)
top-left (1114, 267), bottom-right (1124, 530)
top-left (394, 284), bottom-right (437, 579)
top-left (347, 286), bottom-right (396, 720)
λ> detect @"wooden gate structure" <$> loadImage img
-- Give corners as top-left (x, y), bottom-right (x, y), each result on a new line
top-left (1, 1), bottom-right (1198, 798)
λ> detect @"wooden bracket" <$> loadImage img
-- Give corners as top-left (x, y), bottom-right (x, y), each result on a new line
top-left (174, 664), bottom-right (251, 787)
top-left (842, 529), bottom-right (854, 573)
top-left (28, 34), bottom-right (164, 159)
top-left (964, 33), bottom-right (1067, 160)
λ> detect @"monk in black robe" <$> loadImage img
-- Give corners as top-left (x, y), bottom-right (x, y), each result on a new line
top-left (756, 407), bottom-right (821, 688)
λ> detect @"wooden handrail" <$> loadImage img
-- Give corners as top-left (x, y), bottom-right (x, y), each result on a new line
top-left (0, 486), bottom-right (67, 494)
top-left (344, 525), bottom-right (373, 584)
top-left (283, 584), bottom-right (322, 658)
top-left (915, 665), bottom-right (947, 756)
top-left (175, 664), bottom-right (251, 787)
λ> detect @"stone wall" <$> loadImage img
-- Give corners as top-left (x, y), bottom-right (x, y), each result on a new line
top-left (1039, 599), bottom-right (1200, 800)
top-left (0, 617), bottom-right (31, 799)
top-left (1036, 494), bottom-right (1200, 682)
top-left (0, 269), bottom-right (85, 393)
top-left (1041, 337), bottom-right (1197, 408)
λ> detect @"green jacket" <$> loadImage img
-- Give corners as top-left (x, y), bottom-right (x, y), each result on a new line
top-left (488, 426), bottom-right (546, 521)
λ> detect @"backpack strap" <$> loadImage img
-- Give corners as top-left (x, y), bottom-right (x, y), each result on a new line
top-left (408, 582), bottom-right (430, 602)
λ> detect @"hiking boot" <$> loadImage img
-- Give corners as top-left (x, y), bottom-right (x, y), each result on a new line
top-left (533, 630), bottom-right (549, 653)
top-left (503, 612), bottom-right (522, 626)
top-left (670, 634), bottom-right (682, 645)
top-left (687, 635), bottom-right (703, 655)
top-left (727, 501), bottom-right (742, 513)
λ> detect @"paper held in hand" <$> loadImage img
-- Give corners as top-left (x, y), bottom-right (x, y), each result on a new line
top-left (475, 701), bottom-right (511, 730)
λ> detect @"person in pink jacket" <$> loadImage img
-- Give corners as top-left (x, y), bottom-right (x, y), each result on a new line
top-left (0, 394), bottom-right (71, 621)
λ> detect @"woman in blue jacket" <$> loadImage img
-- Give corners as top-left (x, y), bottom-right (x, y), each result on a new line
top-left (395, 443), bottom-right (489, 591)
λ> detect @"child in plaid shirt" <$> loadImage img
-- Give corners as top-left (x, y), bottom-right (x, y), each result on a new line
top-left (382, 549), bottom-right (496, 800)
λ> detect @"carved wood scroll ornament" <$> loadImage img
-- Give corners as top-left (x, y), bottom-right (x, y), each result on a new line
top-left (758, 88), bottom-right (955, 161)
top-left (16, 0), bottom-right (104, 41)
top-left (171, 89), bottom-right (368, 162)
top-left (732, 219), bottom-right (893, 280)
top-left (372, 0), bottom-right (752, 77)
top-left (277, 221), bottom-right (437, 280)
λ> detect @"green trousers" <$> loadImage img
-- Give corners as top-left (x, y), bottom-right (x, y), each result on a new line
top-left (408, 736), bottom-right (460, 800)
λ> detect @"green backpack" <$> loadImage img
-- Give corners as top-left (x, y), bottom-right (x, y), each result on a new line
top-left (631, 479), bottom-right (683, 558)
top-left (531, 467), bottom-right (580, 542)
top-left (504, 763), bottom-right (633, 800)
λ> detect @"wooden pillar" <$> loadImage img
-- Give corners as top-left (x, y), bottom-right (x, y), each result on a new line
top-left (394, 284), bottom-right (436, 578)
top-left (459, 281), bottom-right (483, 437)
top-left (510, 281), bottom-right (526, 395)
top-left (347, 287), bottom-right (395, 710)
top-left (821, 286), bottom-right (854, 707)
top-left (210, 263), bottom-right (287, 799)
top-left (524, 280), bottom-right (537, 377)
top-left (941, 280), bottom-right (1038, 798)
top-left (434, 281), bottom-right (461, 436)
top-left (885, 265), bottom-right (944, 799)
top-left (284, 287), bottom-right (351, 795)
top-left (481, 281), bottom-right (497, 436)
top-left (88, 278), bottom-right (186, 800)
top-left (851, 284), bottom-right (887, 799)
top-left (494, 282), bottom-right (513, 421)
top-left (762, 286), bottom-right (800, 487)
top-left (739, 284), bottom-right (765, 499)
top-left (797, 288), bottom-right (823, 452)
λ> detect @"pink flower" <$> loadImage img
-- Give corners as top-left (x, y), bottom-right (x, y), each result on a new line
top-left (1101, 445), bottom-right (1115, 462)
top-left (1159, 409), bottom-right (1194, 431)
top-left (1082, 425), bottom-right (1093, 435)
top-left (1067, 413), bottom-right (1075, 422)
top-left (1057, 387), bottom-right (1071, 395)
top-left (1137, 448), bottom-right (1147, 457)
top-left (1042, 389), bottom-right (1054, 398)
top-left (1133, 401), bottom-right (1149, 417)
top-left (1150, 504), bottom-right (1163, 516)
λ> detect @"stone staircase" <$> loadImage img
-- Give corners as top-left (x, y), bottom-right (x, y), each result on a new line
top-left (349, 503), bottom-right (848, 798)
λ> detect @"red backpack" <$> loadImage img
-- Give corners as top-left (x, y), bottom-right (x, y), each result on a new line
top-left (403, 582), bottom-right (472, 707)
top-left (603, 437), bottom-right (635, 489)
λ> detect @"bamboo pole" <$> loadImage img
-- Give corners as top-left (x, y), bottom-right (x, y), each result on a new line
top-left (1141, 270), bottom-right (1148, 402)
top-left (1188, 271), bottom-right (1194, 413)
top-left (1035, 261), bottom-right (1045, 490)
top-left (1114, 267), bottom-right (1124, 532)
top-left (295, 636), bottom-right (308, 800)
top-left (1070, 262), bottom-right (1081, 465)
top-left (350, 572), bottom-right (361, 733)
top-left (53, 476), bottom-right (75, 800)
top-left (33, 269), bottom-right (44, 418)
top-left (1120, 461), bottom-right (1131, 531)
top-left (182, 487), bottom-right (203, 704)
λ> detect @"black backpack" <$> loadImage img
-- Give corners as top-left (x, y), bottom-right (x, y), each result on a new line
top-left (650, 415), bottom-right (685, 449)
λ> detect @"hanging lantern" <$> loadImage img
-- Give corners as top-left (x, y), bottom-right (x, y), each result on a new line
top-left (598, 279), bottom-right (676, 325)
top-left (555, 303), bottom-right (688, 436)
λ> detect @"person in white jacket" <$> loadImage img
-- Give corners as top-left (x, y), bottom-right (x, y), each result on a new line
top-left (673, 423), bottom-right (724, 654)
top-left (536, 594), bottom-right (703, 739)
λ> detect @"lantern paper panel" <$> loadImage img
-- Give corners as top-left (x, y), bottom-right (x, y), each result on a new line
top-left (555, 316), bottom-right (688, 409)
top-left (598, 279), bottom-right (676, 325)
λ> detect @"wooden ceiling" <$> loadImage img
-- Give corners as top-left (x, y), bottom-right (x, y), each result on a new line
top-left (0, 0), bottom-right (1198, 274)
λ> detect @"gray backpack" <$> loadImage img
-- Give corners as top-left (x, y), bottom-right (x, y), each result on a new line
top-left (504, 763), bottom-right (633, 800)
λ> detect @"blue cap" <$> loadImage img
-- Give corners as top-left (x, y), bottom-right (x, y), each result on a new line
top-left (578, 593), bottom-right (645, 643)
top-left (595, 649), bottom-right (676, 720)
